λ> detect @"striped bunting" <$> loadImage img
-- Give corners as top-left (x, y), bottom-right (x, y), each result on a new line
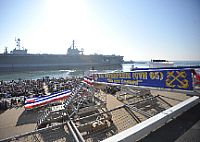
top-left (24, 90), bottom-right (71, 109)
top-left (82, 77), bottom-right (94, 86)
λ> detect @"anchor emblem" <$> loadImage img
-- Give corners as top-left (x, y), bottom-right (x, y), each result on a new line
top-left (166, 71), bottom-right (189, 89)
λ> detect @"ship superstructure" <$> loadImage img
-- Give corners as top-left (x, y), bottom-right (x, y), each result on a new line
top-left (0, 39), bottom-right (123, 72)
top-left (67, 40), bottom-right (83, 55)
top-left (8, 38), bottom-right (28, 55)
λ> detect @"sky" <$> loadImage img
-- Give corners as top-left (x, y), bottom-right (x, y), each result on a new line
top-left (0, 0), bottom-right (200, 61)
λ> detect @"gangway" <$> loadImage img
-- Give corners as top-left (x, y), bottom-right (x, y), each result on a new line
top-left (34, 80), bottom-right (115, 141)
top-left (36, 84), bottom-right (83, 129)
top-left (36, 82), bottom-right (106, 129)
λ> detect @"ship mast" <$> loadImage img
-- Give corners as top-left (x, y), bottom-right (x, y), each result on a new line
top-left (4, 47), bottom-right (8, 54)
top-left (72, 40), bottom-right (75, 49)
top-left (15, 38), bottom-right (21, 50)
top-left (11, 38), bottom-right (27, 54)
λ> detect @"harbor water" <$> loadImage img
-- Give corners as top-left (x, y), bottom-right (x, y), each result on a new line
top-left (0, 61), bottom-right (200, 81)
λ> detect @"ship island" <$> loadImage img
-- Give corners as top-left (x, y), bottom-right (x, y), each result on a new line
top-left (0, 38), bottom-right (124, 73)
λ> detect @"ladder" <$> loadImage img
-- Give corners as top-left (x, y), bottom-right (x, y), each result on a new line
top-left (37, 109), bottom-right (51, 129)
top-left (64, 84), bottom-right (82, 108)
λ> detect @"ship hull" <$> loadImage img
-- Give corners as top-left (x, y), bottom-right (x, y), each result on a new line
top-left (0, 54), bottom-right (123, 73)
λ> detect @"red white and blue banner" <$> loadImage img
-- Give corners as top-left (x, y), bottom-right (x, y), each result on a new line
top-left (24, 90), bottom-right (71, 109)
top-left (93, 69), bottom-right (194, 91)
top-left (82, 76), bottom-right (94, 86)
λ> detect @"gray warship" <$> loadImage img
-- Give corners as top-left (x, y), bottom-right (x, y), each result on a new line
top-left (0, 38), bottom-right (123, 72)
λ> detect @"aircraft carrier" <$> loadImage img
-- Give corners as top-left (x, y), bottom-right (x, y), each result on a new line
top-left (0, 39), bottom-right (123, 72)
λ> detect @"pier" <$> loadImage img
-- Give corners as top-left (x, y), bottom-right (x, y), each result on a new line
top-left (0, 88), bottom-right (199, 142)
top-left (0, 68), bottom-right (200, 142)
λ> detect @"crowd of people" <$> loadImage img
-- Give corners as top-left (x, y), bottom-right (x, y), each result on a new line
top-left (46, 77), bottom-right (82, 93)
top-left (0, 77), bottom-right (83, 110)
top-left (0, 79), bottom-right (44, 97)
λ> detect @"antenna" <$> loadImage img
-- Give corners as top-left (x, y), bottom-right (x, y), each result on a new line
top-left (4, 47), bottom-right (8, 54)
top-left (80, 48), bottom-right (84, 55)
top-left (16, 38), bottom-right (21, 50)
top-left (72, 40), bottom-right (75, 49)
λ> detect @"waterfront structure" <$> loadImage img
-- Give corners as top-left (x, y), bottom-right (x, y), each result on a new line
top-left (148, 59), bottom-right (174, 68)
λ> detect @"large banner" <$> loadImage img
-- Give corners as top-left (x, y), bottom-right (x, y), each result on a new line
top-left (94, 69), bottom-right (193, 90)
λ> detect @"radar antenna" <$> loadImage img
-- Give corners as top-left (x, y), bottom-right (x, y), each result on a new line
top-left (80, 48), bottom-right (84, 55)
top-left (15, 38), bottom-right (21, 50)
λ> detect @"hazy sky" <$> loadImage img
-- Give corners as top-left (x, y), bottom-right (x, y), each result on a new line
top-left (0, 0), bottom-right (200, 61)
